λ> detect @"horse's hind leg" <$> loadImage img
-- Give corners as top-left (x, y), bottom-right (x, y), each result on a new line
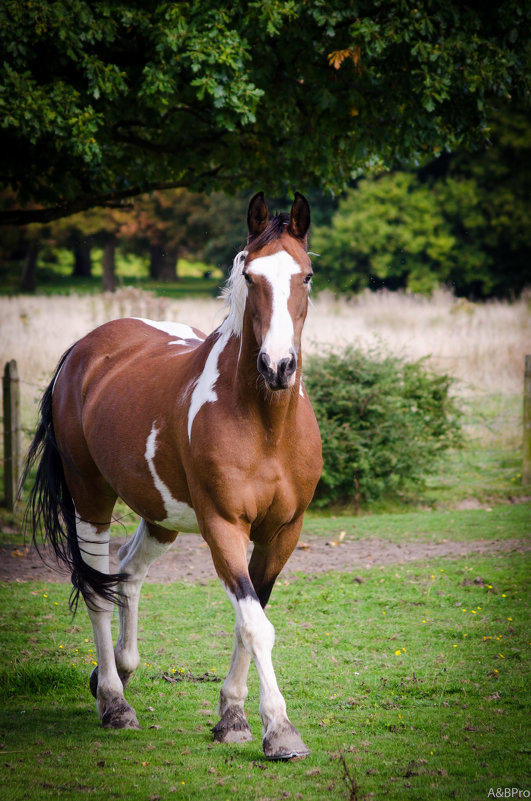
top-left (75, 511), bottom-right (140, 730)
top-left (114, 521), bottom-right (177, 687)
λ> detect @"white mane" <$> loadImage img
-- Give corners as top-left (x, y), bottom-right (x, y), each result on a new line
top-left (219, 250), bottom-right (248, 336)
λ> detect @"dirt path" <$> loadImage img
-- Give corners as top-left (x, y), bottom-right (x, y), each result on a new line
top-left (1, 535), bottom-right (529, 585)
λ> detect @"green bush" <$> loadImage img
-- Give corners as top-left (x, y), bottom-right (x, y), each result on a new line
top-left (304, 346), bottom-right (462, 508)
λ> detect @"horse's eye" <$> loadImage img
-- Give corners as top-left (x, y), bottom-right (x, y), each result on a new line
top-left (243, 272), bottom-right (253, 285)
top-left (303, 273), bottom-right (313, 285)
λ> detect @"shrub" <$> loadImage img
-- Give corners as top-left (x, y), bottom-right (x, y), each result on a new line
top-left (304, 346), bottom-right (462, 508)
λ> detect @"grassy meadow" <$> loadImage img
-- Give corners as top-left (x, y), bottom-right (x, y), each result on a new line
top-left (0, 541), bottom-right (529, 801)
top-left (0, 285), bottom-right (530, 799)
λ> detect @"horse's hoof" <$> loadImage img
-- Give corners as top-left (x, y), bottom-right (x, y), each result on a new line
top-left (89, 666), bottom-right (99, 699)
top-left (101, 697), bottom-right (141, 730)
top-left (212, 707), bottom-right (254, 744)
top-left (263, 722), bottom-right (310, 760)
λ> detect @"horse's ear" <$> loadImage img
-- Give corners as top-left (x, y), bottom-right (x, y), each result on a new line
top-left (287, 192), bottom-right (311, 242)
top-left (247, 192), bottom-right (269, 240)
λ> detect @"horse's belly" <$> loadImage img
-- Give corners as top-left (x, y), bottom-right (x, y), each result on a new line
top-left (150, 500), bottom-right (201, 534)
top-left (124, 485), bottom-right (201, 533)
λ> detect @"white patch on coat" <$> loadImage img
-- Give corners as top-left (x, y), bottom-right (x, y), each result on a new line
top-left (145, 424), bottom-right (200, 532)
top-left (133, 318), bottom-right (204, 345)
top-left (51, 361), bottom-right (65, 395)
top-left (248, 251), bottom-right (301, 367)
top-left (187, 328), bottom-right (231, 441)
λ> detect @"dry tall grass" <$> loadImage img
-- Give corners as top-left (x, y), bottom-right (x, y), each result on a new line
top-left (306, 289), bottom-right (530, 396)
top-left (1, 288), bottom-right (529, 425)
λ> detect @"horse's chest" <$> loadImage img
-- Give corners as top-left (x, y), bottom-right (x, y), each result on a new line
top-left (231, 454), bottom-right (303, 526)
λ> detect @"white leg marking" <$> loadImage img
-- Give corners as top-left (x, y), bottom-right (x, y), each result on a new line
top-left (218, 624), bottom-right (252, 715)
top-left (248, 251), bottom-right (301, 369)
top-left (224, 588), bottom-right (288, 736)
top-left (145, 425), bottom-right (200, 532)
top-left (187, 328), bottom-right (231, 441)
top-left (115, 520), bottom-right (173, 680)
top-left (76, 514), bottom-right (110, 573)
top-left (75, 515), bottom-right (124, 711)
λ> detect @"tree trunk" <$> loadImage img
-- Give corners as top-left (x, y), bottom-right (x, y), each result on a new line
top-left (149, 244), bottom-right (164, 279)
top-left (72, 238), bottom-right (92, 277)
top-left (20, 238), bottom-right (39, 292)
top-left (102, 236), bottom-right (117, 292)
top-left (149, 244), bottom-right (178, 281)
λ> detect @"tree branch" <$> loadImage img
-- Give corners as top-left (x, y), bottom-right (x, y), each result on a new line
top-left (0, 169), bottom-right (222, 226)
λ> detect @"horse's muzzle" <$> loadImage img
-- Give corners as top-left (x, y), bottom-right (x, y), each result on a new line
top-left (257, 350), bottom-right (297, 391)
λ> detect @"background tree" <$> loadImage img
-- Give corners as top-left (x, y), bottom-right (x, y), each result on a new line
top-left (119, 190), bottom-right (210, 281)
top-left (45, 206), bottom-right (131, 291)
top-left (312, 104), bottom-right (531, 298)
top-left (1, 1), bottom-right (529, 226)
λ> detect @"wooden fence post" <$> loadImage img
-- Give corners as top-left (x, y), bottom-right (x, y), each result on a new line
top-left (3, 360), bottom-right (21, 510)
top-left (524, 355), bottom-right (531, 486)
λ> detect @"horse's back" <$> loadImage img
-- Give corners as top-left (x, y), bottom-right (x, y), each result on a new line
top-left (51, 318), bottom-right (205, 517)
top-left (57, 317), bottom-right (205, 395)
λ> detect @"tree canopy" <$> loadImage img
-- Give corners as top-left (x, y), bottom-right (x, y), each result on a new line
top-left (1, 0), bottom-right (529, 225)
top-left (312, 103), bottom-right (531, 298)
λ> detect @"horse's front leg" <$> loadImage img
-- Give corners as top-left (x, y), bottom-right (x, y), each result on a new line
top-left (212, 621), bottom-right (254, 744)
top-left (227, 585), bottom-right (309, 759)
top-left (206, 519), bottom-right (309, 759)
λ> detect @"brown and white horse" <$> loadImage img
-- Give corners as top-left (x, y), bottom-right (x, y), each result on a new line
top-left (24, 192), bottom-right (322, 760)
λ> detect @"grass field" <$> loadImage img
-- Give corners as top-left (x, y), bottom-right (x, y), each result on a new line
top-left (0, 527), bottom-right (529, 801)
top-left (0, 285), bottom-right (530, 798)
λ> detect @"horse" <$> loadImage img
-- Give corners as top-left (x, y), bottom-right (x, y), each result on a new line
top-left (23, 191), bottom-right (322, 760)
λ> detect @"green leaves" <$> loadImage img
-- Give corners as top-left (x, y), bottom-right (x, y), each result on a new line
top-left (304, 346), bottom-right (461, 508)
top-left (1, 1), bottom-right (530, 224)
top-left (312, 103), bottom-right (531, 298)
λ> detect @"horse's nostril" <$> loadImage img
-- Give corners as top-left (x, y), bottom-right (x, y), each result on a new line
top-left (278, 354), bottom-right (297, 379)
top-left (257, 351), bottom-right (271, 376)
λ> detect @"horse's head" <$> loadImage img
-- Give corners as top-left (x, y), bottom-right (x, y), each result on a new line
top-left (242, 192), bottom-right (312, 392)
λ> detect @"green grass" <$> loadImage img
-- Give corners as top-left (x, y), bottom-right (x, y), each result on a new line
top-left (303, 501), bottom-right (531, 543)
top-left (0, 546), bottom-right (529, 800)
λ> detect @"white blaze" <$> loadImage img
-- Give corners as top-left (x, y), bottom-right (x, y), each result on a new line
top-left (247, 251), bottom-right (301, 367)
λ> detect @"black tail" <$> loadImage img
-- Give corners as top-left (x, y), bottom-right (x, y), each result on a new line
top-left (22, 347), bottom-right (126, 613)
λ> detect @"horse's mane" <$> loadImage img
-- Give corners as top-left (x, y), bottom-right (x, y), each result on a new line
top-left (246, 212), bottom-right (289, 255)
top-left (220, 213), bottom-right (290, 337)
top-left (220, 250), bottom-right (248, 336)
